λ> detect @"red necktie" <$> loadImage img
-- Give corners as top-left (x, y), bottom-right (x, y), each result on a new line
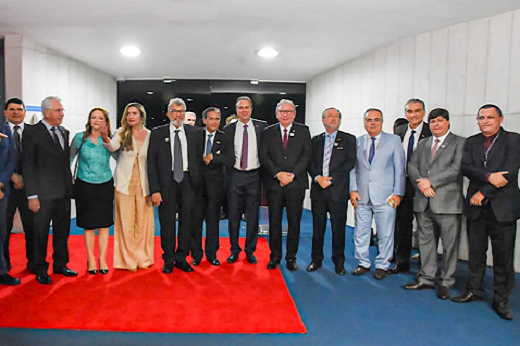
top-left (283, 128), bottom-right (288, 149)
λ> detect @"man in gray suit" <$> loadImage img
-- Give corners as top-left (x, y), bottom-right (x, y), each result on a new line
top-left (350, 108), bottom-right (405, 280)
top-left (404, 108), bottom-right (465, 300)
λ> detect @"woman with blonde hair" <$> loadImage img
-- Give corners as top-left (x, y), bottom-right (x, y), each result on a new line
top-left (71, 107), bottom-right (114, 275)
top-left (102, 103), bottom-right (154, 271)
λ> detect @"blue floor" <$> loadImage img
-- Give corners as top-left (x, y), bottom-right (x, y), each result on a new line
top-left (1, 209), bottom-right (519, 346)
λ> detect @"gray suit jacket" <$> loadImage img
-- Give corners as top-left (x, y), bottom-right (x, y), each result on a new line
top-left (408, 132), bottom-right (465, 214)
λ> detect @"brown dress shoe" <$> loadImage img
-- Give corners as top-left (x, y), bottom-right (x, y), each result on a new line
top-left (437, 286), bottom-right (451, 300)
top-left (352, 266), bottom-right (370, 276)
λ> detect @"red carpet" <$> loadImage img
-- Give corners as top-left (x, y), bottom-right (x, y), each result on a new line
top-left (0, 234), bottom-right (306, 334)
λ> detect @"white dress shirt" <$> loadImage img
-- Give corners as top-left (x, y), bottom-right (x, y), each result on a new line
top-left (366, 133), bottom-right (381, 161)
top-left (234, 119), bottom-right (259, 171)
top-left (402, 122), bottom-right (424, 161)
top-left (170, 123), bottom-right (189, 172)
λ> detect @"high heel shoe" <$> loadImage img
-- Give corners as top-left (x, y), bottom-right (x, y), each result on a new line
top-left (87, 261), bottom-right (98, 275)
top-left (99, 260), bottom-right (109, 275)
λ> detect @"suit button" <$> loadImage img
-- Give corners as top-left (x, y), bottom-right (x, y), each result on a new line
top-left (284, 156), bottom-right (287, 159)
top-left (427, 170), bottom-right (430, 174)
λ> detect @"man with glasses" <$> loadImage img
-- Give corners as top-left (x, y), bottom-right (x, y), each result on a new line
top-left (223, 96), bottom-right (266, 265)
top-left (260, 99), bottom-right (311, 271)
top-left (23, 96), bottom-right (77, 284)
top-left (307, 107), bottom-right (356, 275)
top-left (147, 98), bottom-right (203, 274)
top-left (3, 98), bottom-right (35, 272)
top-left (191, 107), bottom-right (233, 266)
top-left (350, 109), bottom-right (405, 280)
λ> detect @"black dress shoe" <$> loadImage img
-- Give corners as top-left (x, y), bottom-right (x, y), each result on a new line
top-left (175, 261), bottom-right (194, 272)
top-left (192, 259), bottom-right (201, 266)
top-left (493, 302), bottom-right (513, 320)
top-left (36, 274), bottom-right (52, 285)
top-left (0, 273), bottom-right (21, 286)
top-left (404, 280), bottom-right (435, 290)
top-left (352, 266), bottom-right (370, 276)
top-left (7, 263), bottom-right (12, 272)
top-left (451, 291), bottom-right (484, 303)
top-left (227, 253), bottom-right (239, 264)
top-left (334, 264), bottom-right (346, 276)
top-left (267, 259), bottom-right (280, 270)
top-left (437, 286), bottom-right (451, 300)
top-left (306, 261), bottom-right (322, 272)
top-left (162, 263), bottom-right (174, 274)
top-left (54, 267), bottom-right (78, 277)
top-left (373, 268), bottom-right (387, 280)
top-left (209, 259), bottom-right (220, 266)
top-left (246, 253), bottom-right (257, 264)
top-left (286, 260), bottom-right (298, 271)
top-left (388, 263), bottom-right (410, 274)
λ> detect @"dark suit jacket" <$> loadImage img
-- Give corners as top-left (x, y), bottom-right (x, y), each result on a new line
top-left (395, 122), bottom-right (432, 143)
top-left (462, 127), bottom-right (520, 222)
top-left (308, 131), bottom-right (356, 202)
top-left (147, 124), bottom-right (203, 199)
top-left (22, 122), bottom-right (72, 200)
top-left (259, 122), bottom-right (312, 191)
top-left (201, 129), bottom-right (234, 187)
top-left (0, 124), bottom-right (16, 196)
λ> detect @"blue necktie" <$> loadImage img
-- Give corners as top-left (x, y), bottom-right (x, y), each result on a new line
top-left (206, 134), bottom-right (213, 156)
top-left (368, 137), bottom-right (376, 164)
top-left (407, 130), bottom-right (416, 163)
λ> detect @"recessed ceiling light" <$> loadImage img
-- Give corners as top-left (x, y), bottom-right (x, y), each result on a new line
top-left (279, 92), bottom-right (287, 95)
top-left (256, 47), bottom-right (279, 58)
top-left (147, 91), bottom-right (154, 95)
top-left (224, 106), bottom-right (229, 109)
top-left (120, 46), bottom-right (141, 57)
top-left (187, 98), bottom-right (193, 102)
top-left (250, 80), bottom-right (259, 85)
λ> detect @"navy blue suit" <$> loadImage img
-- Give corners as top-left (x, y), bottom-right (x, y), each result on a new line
top-left (0, 125), bottom-right (16, 275)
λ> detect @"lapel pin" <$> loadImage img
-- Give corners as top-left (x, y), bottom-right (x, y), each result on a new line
top-left (289, 133), bottom-right (295, 137)
top-left (216, 150), bottom-right (221, 154)
top-left (334, 142), bottom-right (339, 146)
top-left (216, 140), bottom-right (221, 145)
top-left (165, 138), bottom-right (170, 143)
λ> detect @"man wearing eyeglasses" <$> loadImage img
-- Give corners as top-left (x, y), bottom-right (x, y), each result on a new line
top-left (259, 99), bottom-right (312, 271)
top-left (350, 108), bottom-right (405, 280)
top-left (307, 107), bottom-right (356, 275)
top-left (452, 104), bottom-right (520, 321)
top-left (147, 98), bottom-right (203, 274)
top-left (23, 96), bottom-right (77, 284)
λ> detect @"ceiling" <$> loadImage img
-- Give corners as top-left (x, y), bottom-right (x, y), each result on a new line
top-left (1, 0), bottom-right (520, 82)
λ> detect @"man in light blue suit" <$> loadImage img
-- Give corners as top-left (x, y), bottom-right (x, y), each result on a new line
top-left (350, 108), bottom-right (405, 280)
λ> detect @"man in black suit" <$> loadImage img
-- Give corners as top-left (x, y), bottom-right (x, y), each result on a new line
top-left (452, 104), bottom-right (520, 321)
top-left (191, 107), bottom-right (233, 266)
top-left (390, 98), bottom-right (432, 274)
top-left (23, 96), bottom-right (77, 284)
top-left (260, 99), bottom-right (312, 271)
top-left (307, 107), bottom-right (356, 275)
top-left (148, 97), bottom-right (203, 274)
top-left (3, 98), bottom-right (35, 271)
top-left (223, 96), bottom-right (266, 265)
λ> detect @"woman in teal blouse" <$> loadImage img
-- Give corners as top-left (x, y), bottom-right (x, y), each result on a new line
top-left (70, 108), bottom-right (114, 275)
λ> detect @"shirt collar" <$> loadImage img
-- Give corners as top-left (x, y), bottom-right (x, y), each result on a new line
top-left (9, 121), bottom-right (24, 130)
top-left (206, 129), bottom-right (216, 136)
top-left (170, 122), bottom-right (185, 133)
top-left (325, 130), bottom-right (338, 140)
top-left (408, 122), bottom-right (424, 135)
top-left (41, 119), bottom-right (58, 130)
top-left (434, 130), bottom-right (450, 143)
top-left (279, 123), bottom-right (293, 132)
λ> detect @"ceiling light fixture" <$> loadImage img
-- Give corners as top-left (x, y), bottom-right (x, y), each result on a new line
top-left (187, 98), bottom-right (194, 102)
top-left (256, 47), bottom-right (279, 58)
top-left (250, 80), bottom-right (259, 85)
top-left (120, 46), bottom-right (141, 57)
top-left (279, 92), bottom-right (287, 95)
top-left (147, 91), bottom-right (154, 95)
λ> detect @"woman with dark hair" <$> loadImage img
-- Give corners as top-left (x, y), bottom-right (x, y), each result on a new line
top-left (102, 103), bottom-right (154, 272)
top-left (71, 107), bottom-right (114, 275)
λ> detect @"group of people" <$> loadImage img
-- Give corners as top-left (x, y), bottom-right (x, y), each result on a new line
top-left (0, 95), bottom-right (518, 321)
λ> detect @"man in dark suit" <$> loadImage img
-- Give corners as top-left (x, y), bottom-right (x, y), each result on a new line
top-left (260, 99), bottom-right (312, 271)
top-left (390, 98), bottom-right (432, 274)
top-left (307, 107), bottom-right (356, 275)
top-left (0, 126), bottom-right (21, 285)
top-left (452, 104), bottom-right (520, 321)
top-left (3, 98), bottom-right (35, 272)
top-left (404, 108), bottom-right (465, 300)
top-left (191, 107), bottom-right (233, 266)
top-left (23, 96), bottom-right (77, 284)
top-left (148, 97), bottom-right (203, 274)
top-left (223, 96), bottom-right (267, 265)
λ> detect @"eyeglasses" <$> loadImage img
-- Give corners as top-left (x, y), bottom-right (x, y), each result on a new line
top-left (168, 110), bottom-right (186, 114)
top-left (278, 110), bottom-right (295, 115)
top-left (49, 108), bottom-right (65, 113)
top-left (323, 115), bottom-right (340, 119)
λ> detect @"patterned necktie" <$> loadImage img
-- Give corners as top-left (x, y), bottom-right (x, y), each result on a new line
top-left (13, 125), bottom-right (21, 152)
top-left (431, 138), bottom-right (440, 162)
top-left (240, 125), bottom-right (248, 170)
top-left (283, 128), bottom-right (288, 150)
top-left (323, 134), bottom-right (333, 177)
top-left (51, 126), bottom-right (62, 150)
top-left (368, 137), bottom-right (376, 164)
top-left (407, 130), bottom-right (416, 163)
top-left (173, 130), bottom-right (184, 183)
top-left (206, 134), bottom-right (213, 156)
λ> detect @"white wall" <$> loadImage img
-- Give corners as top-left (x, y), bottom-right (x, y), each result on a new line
top-left (305, 10), bottom-right (520, 270)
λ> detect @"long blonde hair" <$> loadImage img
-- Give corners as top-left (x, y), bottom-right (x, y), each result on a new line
top-left (119, 102), bottom-right (146, 151)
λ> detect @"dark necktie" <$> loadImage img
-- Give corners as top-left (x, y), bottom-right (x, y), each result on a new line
top-left (206, 134), bottom-right (213, 156)
top-left (368, 137), bottom-right (376, 164)
top-left (283, 128), bottom-right (288, 150)
top-left (173, 130), bottom-right (184, 183)
top-left (51, 126), bottom-right (63, 150)
top-left (13, 125), bottom-right (21, 152)
top-left (240, 125), bottom-right (248, 170)
top-left (431, 138), bottom-right (440, 162)
top-left (407, 130), bottom-right (416, 163)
